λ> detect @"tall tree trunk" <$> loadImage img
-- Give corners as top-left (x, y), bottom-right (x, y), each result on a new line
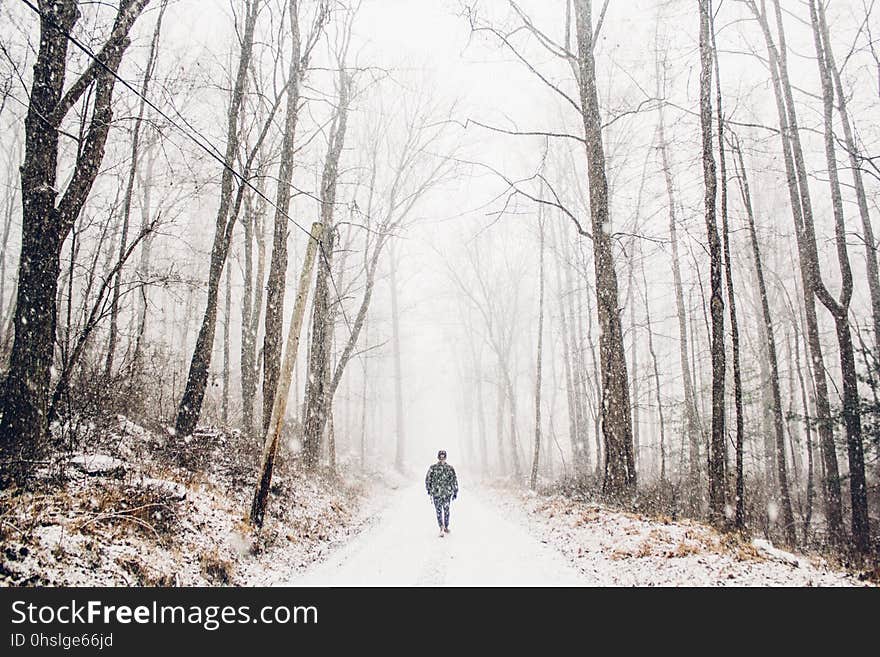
top-left (815, 2), bottom-right (880, 353)
top-left (240, 174), bottom-right (267, 439)
top-left (0, 0), bottom-right (151, 485)
top-left (240, 185), bottom-right (256, 435)
top-left (576, 269), bottom-right (600, 476)
top-left (222, 265), bottom-right (231, 425)
top-left (806, 0), bottom-right (870, 555)
top-left (747, 0), bottom-right (844, 543)
top-left (389, 248), bottom-right (407, 471)
top-left (792, 308), bottom-right (815, 541)
top-left (552, 222), bottom-right (584, 473)
top-left (302, 228), bottom-right (334, 469)
top-left (263, 0), bottom-right (306, 434)
top-left (626, 135), bottom-right (656, 478)
top-left (639, 249), bottom-right (666, 486)
top-left (496, 376), bottom-right (507, 475)
top-left (564, 238), bottom-right (591, 471)
top-left (174, 0), bottom-right (259, 438)
top-left (711, 5), bottom-right (742, 516)
top-left (531, 214), bottom-right (546, 490)
top-left (581, 279), bottom-right (602, 479)
top-left (733, 141), bottom-right (796, 545)
top-left (657, 93), bottom-right (701, 500)
top-left (105, 0), bottom-right (168, 380)
top-left (131, 150), bottom-right (157, 369)
top-left (251, 222), bottom-right (322, 526)
top-left (302, 70), bottom-right (350, 469)
top-left (627, 267), bottom-right (640, 474)
top-left (698, 0), bottom-right (726, 523)
top-left (573, 0), bottom-right (635, 496)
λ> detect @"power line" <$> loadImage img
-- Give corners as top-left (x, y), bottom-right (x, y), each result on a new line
top-left (18, 0), bottom-right (363, 370)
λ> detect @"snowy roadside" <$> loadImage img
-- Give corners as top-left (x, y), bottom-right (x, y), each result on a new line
top-left (0, 418), bottom-right (393, 587)
top-left (241, 468), bottom-right (410, 586)
top-left (484, 488), bottom-right (873, 586)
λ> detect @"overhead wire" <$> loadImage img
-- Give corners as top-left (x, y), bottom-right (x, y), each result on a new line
top-left (18, 0), bottom-right (365, 371)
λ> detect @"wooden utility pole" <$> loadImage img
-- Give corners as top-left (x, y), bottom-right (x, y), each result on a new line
top-left (250, 222), bottom-right (323, 527)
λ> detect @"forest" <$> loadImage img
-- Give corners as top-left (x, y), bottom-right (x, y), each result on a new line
top-left (0, 0), bottom-right (878, 586)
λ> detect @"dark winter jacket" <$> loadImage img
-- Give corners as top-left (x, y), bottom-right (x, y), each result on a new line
top-left (425, 462), bottom-right (458, 499)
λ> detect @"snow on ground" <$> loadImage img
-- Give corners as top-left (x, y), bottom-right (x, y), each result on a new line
top-left (289, 482), bottom-right (589, 586)
top-left (281, 481), bottom-right (871, 587)
top-left (0, 469), bottom-right (371, 586)
top-left (489, 489), bottom-right (871, 587)
top-left (239, 470), bottom-right (404, 585)
top-left (0, 417), bottom-right (377, 587)
top-left (2, 423), bottom-right (871, 588)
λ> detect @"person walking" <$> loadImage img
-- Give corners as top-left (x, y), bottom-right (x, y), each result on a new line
top-left (425, 450), bottom-right (458, 537)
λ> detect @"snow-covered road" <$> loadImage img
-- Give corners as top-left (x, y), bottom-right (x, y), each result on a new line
top-left (289, 482), bottom-right (589, 586)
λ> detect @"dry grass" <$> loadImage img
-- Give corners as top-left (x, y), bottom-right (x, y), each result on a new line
top-left (668, 541), bottom-right (701, 558)
top-left (635, 541), bottom-right (654, 558)
top-left (200, 550), bottom-right (234, 585)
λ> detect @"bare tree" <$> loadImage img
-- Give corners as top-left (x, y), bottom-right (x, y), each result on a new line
top-left (806, 0), bottom-right (869, 554)
top-left (261, 0), bottom-right (329, 435)
top-left (531, 208), bottom-right (546, 490)
top-left (302, 50), bottom-right (353, 469)
top-left (742, 0), bottom-right (845, 543)
top-left (104, 0), bottom-right (168, 380)
top-left (657, 70), bottom-right (701, 501)
top-left (697, 0), bottom-right (726, 523)
top-left (173, 0), bottom-right (261, 438)
top-left (732, 136), bottom-right (796, 545)
top-left (0, 0), bottom-right (151, 485)
top-left (573, 0), bottom-right (635, 496)
top-left (711, 4), bottom-right (743, 522)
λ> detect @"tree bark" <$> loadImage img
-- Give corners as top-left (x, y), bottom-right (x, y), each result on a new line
top-left (174, 0), bottom-right (260, 438)
top-left (131, 149), bottom-right (157, 369)
top-left (0, 0), bottom-right (150, 485)
top-left (105, 0), bottom-right (168, 380)
top-left (262, 0), bottom-right (325, 434)
top-left (657, 96), bottom-right (701, 499)
top-left (551, 220), bottom-right (585, 473)
top-left (251, 222), bottom-right (322, 526)
top-left (301, 70), bottom-right (350, 469)
top-left (711, 5), bottom-right (742, 518)
top-left (733, 141), bottom-right (796, 545)
top-left (806, 0), bottom-right (870, 555)
top-left (641, 265), bottom-right (666, 485)
top-left (697, 0), bottom-right (726, 523)
top-left (573, 0), bottom-right (635, 496)
top-left (531, 213), bottom-right (546, 490)
top-left (222, 264), bottom-right (231, 425)
top-left (815, 2), bottom-right (880, 354)
top-left (240, 174), bottom-right (267, 439)
top-left (791, 307), bottom-right (815, 541)
top-left (746, 0), bottom-right (844, 543)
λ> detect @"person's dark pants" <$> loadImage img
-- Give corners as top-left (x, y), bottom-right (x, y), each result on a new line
top-left (432, 495), bottom-right (451, 529)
